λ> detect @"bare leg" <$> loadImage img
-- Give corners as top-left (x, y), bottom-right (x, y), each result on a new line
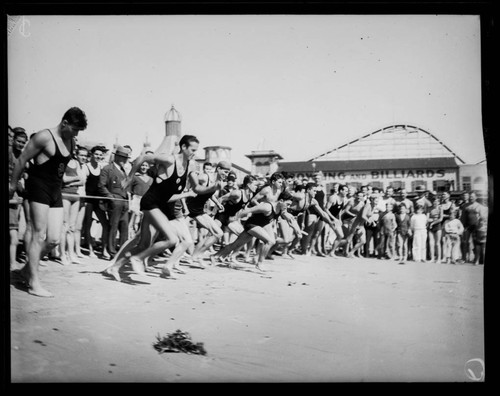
top-left (25, 203), bottom-right (64, 297)
top-left (166, 218), bottom-right (194, 274)
top-left (248, 226), bottom-right (275, 271)
top-left (191, 215), bottom-right (223, 262)
top-left (74, 202), bottom-right (86, 257)
top-left (10, 228), bottom-right (20, 270)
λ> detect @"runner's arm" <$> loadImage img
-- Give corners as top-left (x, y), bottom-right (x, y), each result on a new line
top-left (250, 186), bottom-right (270, 206)
top-left (237, 202), bottom-right (270, 218)
top-left (310, 199), bottom-right (336, 228)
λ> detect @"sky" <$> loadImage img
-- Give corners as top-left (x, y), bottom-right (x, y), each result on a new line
top-left (7, 14), bottom-right (485, 169)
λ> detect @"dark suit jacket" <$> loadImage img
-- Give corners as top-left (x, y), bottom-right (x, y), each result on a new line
top-left (98, 163), bottom-right (129, 200)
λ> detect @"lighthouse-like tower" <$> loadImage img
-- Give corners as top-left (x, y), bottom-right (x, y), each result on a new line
top-left (165, 105), bottom-right (182, 138)
top-left (156, 105), bottom-right (182, 154)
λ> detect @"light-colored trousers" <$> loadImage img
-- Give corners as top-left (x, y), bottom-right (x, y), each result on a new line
top-left (412, 229), bottom-right (427, 261)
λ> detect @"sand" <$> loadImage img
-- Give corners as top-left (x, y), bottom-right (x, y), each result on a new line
top-left (10, 254), bottom-right (484, 383)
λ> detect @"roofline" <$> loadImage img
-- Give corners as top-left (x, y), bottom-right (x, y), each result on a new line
top-left (204, 145), bottom-right (232, 151)
top-left (245, 154), bottom-right (284, 159)
top-left (278, 157), bottom-right (459, 172)
top-left (308, 124), bottom-right (466, 165)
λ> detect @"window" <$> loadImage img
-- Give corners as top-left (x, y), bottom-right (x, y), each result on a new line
top-left (432, 180), bottom-right (448, 192)
top-left (369, 181), bottom-right (384, 190)
top-left (462, 176), bottom-right (471, 191)
top-left (411, 180), bottom-right (427, 192)
top-left (347, 182), bottom-right (362, 191)
top-left (389, 181), bottom-right (404, 191)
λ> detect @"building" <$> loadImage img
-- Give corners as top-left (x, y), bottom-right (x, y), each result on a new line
top-left (277, 124), bottom-right (488, 197)
top-left (195, 145), bottom-right (251, 182)
top-left (245, 149), bottom-right (283, 177)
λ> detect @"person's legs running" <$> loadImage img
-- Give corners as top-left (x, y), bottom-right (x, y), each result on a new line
top-left (191, 214), bottom-right (223, 262)
top-left (130, 209), bottom-right (179, 277)
top-left (167, 218), bottom-right (194, 273)
top-left (248, 226), bottom-right (275, 271)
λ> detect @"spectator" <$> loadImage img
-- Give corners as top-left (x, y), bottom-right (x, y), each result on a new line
top-left (413, 186), bottom-right (432, 214)
top-left (9, 128), bottom-right (28, 270)
top-left (427, 197), bottom-right (444, 263)
top-left (410, 204), bottom-right (428, 262)
top-left (395, 202), bottom-right (411, 262)
top-left (473, 207), bottom-right (488, 265)
top-left (82, 145), bottom-right (110, 259)
top-left (378, 202), bottom-right (397, 259)
top-left (363, 193), bottom-right (381, 258)
top-left (128, 160), bottom-right (153, 238)
top-left (98, 145), bottom-right (131, 259)
top-left (73, 146), bottom-right (89, 259)
top-left (378, 186), bottom-right (397, 214)
top-left (396, 188), bottom-right (414, 215)
top-left (461, 191), bottom-right (487, 263)
top-left (60, 149), bottom-right (85, 264)
top-left (442, 209), bottom-right (464, 264)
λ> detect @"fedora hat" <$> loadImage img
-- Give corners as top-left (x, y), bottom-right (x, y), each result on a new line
top-left (113, 145), bottom-right (131, 158)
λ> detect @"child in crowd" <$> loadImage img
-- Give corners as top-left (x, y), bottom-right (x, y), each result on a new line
top-left (395, 203), bottom-right (411, 262)
top-left (378, 202), bottom-right (397, 259)
top-left (473, 215), bottom-right (487, 265)
top-left (442, 209), bottom-right (464, 264)
top-left (410, 204), bottom-right (428, 262)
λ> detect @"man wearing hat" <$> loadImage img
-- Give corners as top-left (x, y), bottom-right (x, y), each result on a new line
top-left (98, 145), bottom-right (131, 258)
top-left (413, 185), bottom-right (432, 214)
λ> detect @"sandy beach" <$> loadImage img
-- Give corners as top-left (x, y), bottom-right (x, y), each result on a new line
top-left (10, 253), bottom-right (484, 383)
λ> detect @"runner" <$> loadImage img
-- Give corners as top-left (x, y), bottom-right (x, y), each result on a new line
top-left (325, 184), bottom-right (349, 257)
top-left (211, 190), bottom-right (295, 272)
top-left (185, 160), bottom-right (231, 266)
top-left (102, 135), bottom-right (199, 281)
top-left (213, 174), bottom-right (258, 264)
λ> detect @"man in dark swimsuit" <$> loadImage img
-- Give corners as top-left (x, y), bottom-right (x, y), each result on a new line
top-left (325, 184), bottom-right (350, 257)
top-left (185, 160), bottom-right (231, 265)
top-left (103, 134), bottom-right (199, 280)
top-left (9, 107), bottom-right (88, 297)
top-left (211, 190), bottom-right (295, 272)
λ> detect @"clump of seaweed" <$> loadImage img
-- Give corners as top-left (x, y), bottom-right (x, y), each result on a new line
top-left (153, 329), bottom-right (207, 355)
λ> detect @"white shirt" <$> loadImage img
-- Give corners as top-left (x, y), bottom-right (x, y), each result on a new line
top-left (410, 213), bottom-right (428, 231)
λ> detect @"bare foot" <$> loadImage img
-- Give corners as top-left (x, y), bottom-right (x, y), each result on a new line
top-left (172, 266), bottom-right (186, 274)
top-left (103, 267), bottom-right (121, 282)
top-left (70, 256), bottom-right (82, 264)
top-left (129, 256), bottom-right (146, 276)
top-left (227, 260), bottom-right (243, 269)
top-left (28, 286), bottom-right (54, 298)
top-left (255, 264), bottom-right (265, 272)
top-left (160, 267), bottom-right (177, 279)
top-left (59, 255), bottom-right (69, 266)
top-left (192, 259), bottom-right (206, 269)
